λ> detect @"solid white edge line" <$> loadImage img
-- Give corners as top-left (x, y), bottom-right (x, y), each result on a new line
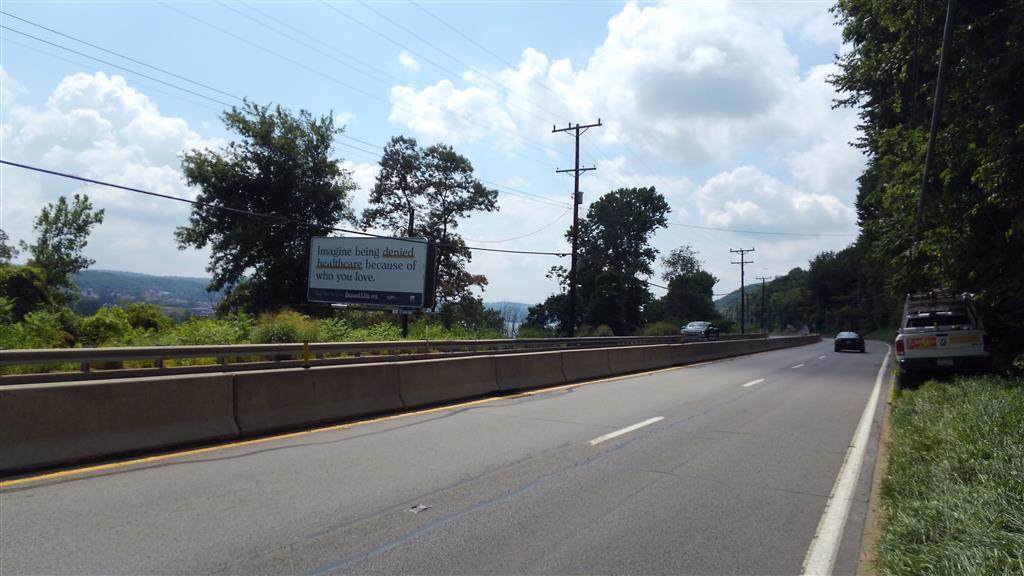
top-left (741, 378), bottom-right (765, 388)
top-left (588, 417), bottom-right (664, 446)
top-left (792, 363), bottom-right (805, 369)
top-left (801, 344), bottom-right (891, 575)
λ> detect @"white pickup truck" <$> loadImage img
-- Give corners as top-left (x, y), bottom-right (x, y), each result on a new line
top-left (894, 289), bottom-right (991, 383)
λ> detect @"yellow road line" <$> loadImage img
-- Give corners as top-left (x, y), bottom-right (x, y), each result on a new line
top-left (1, 359), bottom-right (709, 488)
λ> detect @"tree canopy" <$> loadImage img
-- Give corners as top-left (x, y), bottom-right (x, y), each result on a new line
top-left (19, 194), bottom-right (104, 304)
top-left (176, 101), bottom-right (357, 313)
top-left (829, 0), bottom-right (1024, 362)
top-left (362, 136), bottom-right (498, 305)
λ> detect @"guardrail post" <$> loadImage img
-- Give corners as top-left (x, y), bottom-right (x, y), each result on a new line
top-left (80, 362), bottom-right (90, 373)
top-left (217, 356), bottom-right (226, 366)
top-left (154, 359), bottom-right (164, 369)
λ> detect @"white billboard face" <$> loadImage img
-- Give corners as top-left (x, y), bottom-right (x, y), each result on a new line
top-left (307, 237), bottom-right (433, 308)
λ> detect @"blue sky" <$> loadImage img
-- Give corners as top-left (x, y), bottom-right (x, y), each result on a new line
top-left (1, 1), bottom-right (862, 305)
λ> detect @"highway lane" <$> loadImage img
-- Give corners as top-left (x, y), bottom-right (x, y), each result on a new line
top-left (0, 340), bottom-right (888, 575)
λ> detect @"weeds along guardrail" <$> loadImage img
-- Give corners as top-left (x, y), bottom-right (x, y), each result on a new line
top-left (0, 334), bottom-right (767, 384)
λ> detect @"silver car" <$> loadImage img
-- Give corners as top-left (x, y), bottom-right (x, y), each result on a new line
top-left (681, 321), bottom-right (720, 342)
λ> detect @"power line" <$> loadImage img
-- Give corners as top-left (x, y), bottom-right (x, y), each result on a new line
top-left (1, 14), bottom-right (568, 214)
top-left (730, 248), bottom-right (755, 334)
top-left (219, 1), bottom-right (401, 88)
top-left (464, 208), bottom-right (570, 244)
top-left (0, 10), bottom-right (242, 102)
top-left (0, 159), bottom-right (569, 258)
top-left (553, 119), bottom-right (602, 337)
top-left (670, 222), bottom-right (857, 238)
top-left (407, 2), bottom-right (660, 181)
top-left (0, 25), bottom-right (236, 108)
top-left (157, 1), bottom-right (385, 104)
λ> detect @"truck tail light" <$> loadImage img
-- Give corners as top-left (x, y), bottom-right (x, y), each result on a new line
top-left (895, 339), bottom-right (905, 355)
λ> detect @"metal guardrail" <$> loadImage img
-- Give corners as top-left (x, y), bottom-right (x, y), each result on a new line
top-left (0, 334), bottom-right (767, 384)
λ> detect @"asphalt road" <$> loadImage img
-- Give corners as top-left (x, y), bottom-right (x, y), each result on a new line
top-left (0, 340), bottom-right (888, 575)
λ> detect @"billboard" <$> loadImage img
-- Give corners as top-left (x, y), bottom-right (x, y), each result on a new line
top-left (307, 236), bottom-right (436, 309)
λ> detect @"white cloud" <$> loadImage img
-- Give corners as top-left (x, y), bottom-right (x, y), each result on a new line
top-left (397, 51), bottom-right (420, 72)
top-left (696, 165), bottom-right (855, 234)
top-left (1, 71), bottom-right (218, 275)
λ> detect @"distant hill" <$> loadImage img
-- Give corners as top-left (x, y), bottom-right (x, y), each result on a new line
top-left (72, 270), bottom-right (223, 315)
top-left (71, 270), bottom-right (534, 319)
top-left (714, 284), bottom-right (762, 314)
top-left (484, 301), bottom-right (532, 320)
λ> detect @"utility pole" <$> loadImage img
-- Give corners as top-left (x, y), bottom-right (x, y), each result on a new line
top-left (916, 0), bottom-right (957, 235)
top-left (756, 276), bottom-right (770, 333)
top-left (401, 205), bottom-right (415, 338)
top-left (730, 248), bottom-right (755, 334)
top-left (553, 119), bottom-right (601, 337)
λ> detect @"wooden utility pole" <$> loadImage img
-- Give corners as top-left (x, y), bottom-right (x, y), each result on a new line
top-left (916, 0), bottom-right (957, 234)
top-left (756, 276), bottom-right (771, 333)
top-left (553, 119), bottom-right (601, 337)
top-left (730, 248), bottom-right (755, 334)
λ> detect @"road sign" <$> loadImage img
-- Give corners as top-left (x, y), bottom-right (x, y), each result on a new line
top-left (307, 236), bottom-right (436, 309)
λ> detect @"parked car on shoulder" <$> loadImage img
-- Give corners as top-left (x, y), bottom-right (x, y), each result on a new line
top-left (894, 288), bottom-right (990, 384)
top-left (834, 331), bottom-right (865, 353)
top-left (681, 321), bottom-right (720, 342)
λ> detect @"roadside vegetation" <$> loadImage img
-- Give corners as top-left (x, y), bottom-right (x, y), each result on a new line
top-left (878, 375), bottom-right (1024, 575)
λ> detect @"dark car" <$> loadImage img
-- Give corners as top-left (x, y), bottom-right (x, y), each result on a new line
top-left (681, 321), bottom-right (720, 342)
top-left (834, 331), bottom-right (865, 353)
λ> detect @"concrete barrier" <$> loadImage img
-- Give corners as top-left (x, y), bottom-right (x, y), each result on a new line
top-left (234, 364), bottom-right (403, 435)
top-left (0, 374), bottom-right (238, 474)
top-left (2, 335), bottom-right (822, 474)
top-left (494, 350), bottom-right (565, 392)
top-left (642, 345), bottom-right (676, 370)
top-left (607, 345), bottom-right (651, 375)
top-left (398, 356), bottom-right (498, 409)
top-left (561, 348), bottom-right (611, 383)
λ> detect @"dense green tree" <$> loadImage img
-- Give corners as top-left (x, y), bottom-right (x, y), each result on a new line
top-left (574, 187), bottom-right (670, 334)
top-left (0, 265), bottom-right (52, 321)
top-left (523, 293), bottom-right (570, 335)
top-left (832, 0), bottom-right (1024, 361)
top-left (19, 194), bottom-right (104, 303)
top-left (176, 102), bottom-right (357, 313)
top-left (363, 136), bottom-right (498, 305)
top-left (656, 245), bottom-right (718, 324)
top-left (0, 229), bottom-right (17, 264)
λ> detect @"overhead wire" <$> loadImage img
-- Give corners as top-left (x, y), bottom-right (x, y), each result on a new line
top-left (668, 222), bottom-right (857, 238)
top-left (0, 25), bottom-right (236, 108)
top-left (155, 1), bottom-right (384, 103)
top-left (406, 2), bottom-right (658, 182)
top-left (0, 11), bottom-right (570, 213)
top-left (219, 1), bottom-right (400, 88)
top-left (464, 208), bottom-right (570, 243)
top-left (0, 160), bottom-right (570, 257)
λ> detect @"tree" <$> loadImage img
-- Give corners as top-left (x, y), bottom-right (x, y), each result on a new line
top-left (176, 102), bottom-right (357, 313)
top-left (832, 0), bottom-right (1024, 362)
top-left (20, 194), bottom-right (104, 303)
top-left (0, 229), bottom-right (18, 264)
top-left (661, 245), bottom-right (702, 283)
top-left (362, 137), bottom-right (498, 305)
top-left (574, 187), bottom-right (670, 334)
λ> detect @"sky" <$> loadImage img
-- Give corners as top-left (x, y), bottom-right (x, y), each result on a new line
top-left (0, 0), bottom-right (864, 306)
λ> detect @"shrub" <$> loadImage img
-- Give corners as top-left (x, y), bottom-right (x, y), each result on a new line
top-left (640, 321), bottom-right (679, 336)
top-left (0, 265), bottom-right (52, 321)
top-left (124, 303), bottom-right (172, 332)
top-left (20, 310), bottom-right (75, 348)
top-left (318, 317), bottom-right (350, 342)
top-left (516, 325), bottom-right (556, 338)
top-left (80, 306), bottom-right (134, 347)
top-left (166, 317), bottom-right (246, 346)
top-left (251, 322), bottom-right (300, 343)
top-left (251, 310), bottom-right (319, 343)
top-left (590, 324), bottom-right (615, 337)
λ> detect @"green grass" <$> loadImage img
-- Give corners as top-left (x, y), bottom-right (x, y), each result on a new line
top-left (865, 326), bottom-right (898, 343)
top-left (878, 375), bottom-right (1024, 575)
